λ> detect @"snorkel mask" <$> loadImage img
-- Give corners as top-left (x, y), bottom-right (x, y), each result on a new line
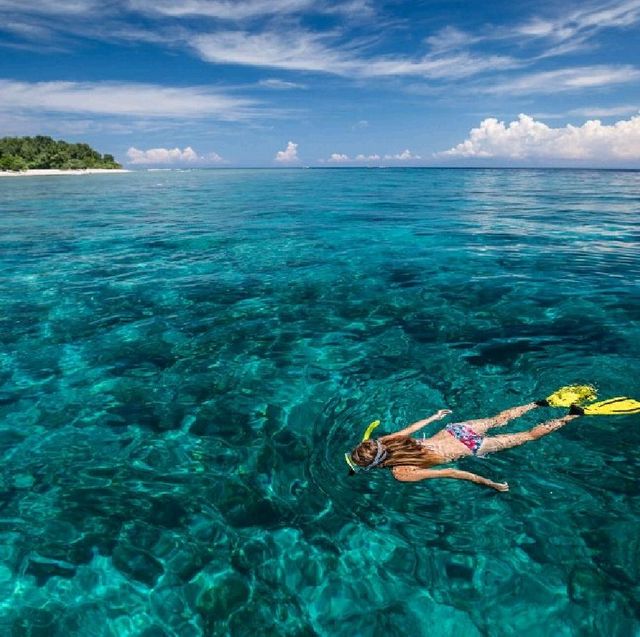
top-left (345, 420), bottom-right (387, 475)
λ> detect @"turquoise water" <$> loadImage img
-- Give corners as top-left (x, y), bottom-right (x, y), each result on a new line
top-left (0, 168), bottom-right (639, 636)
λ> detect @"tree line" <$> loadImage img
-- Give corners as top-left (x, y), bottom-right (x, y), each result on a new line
top-left (0, 136), bottom-right (122, 171)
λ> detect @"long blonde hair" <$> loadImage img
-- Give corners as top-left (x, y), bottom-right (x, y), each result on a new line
top-left (350, 435), bottom-right (435, 469)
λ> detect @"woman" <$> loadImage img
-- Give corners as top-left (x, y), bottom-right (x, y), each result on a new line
top-left (345, 386), bottom-right (640, 491)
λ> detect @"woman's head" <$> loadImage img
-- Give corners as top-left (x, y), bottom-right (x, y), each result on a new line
top-left (349, 435), bottom-right (430, 472)
top-left (350, 439), bottom-right (387, 470)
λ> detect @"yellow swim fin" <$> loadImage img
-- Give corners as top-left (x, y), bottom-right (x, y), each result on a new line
top-left (543, 384), bottom-right (597, 407)
top-left (581, 397), bottom-right (640, 416)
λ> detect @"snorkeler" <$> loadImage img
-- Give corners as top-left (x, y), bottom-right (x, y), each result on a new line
top-left (345, 385), bottom-right (640, 492)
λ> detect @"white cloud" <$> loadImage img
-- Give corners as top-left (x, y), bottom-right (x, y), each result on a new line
top-left (205, 151), bottom-right (225, 163)
top-left (191, 29), bottom-right (519, 80)
top-left (192, 31), bottom-right (354, 74)
top-left (424, 26), bottom-right (480, 52)
top-left (569, 105), bottom-right (639, 117)
top-left (517, 0), bottom-right (640, 45)
top-left (258, 78), bottom-right (306, 90)
top-left (323, 151), bottom-right (406, 163)
top-left (487, 65), bottom-right (640, 94)
top-left (129, 0), bottom-right (313, 19)
top-left (0, 0), bottom-right (371, 19)
top-left (0, 3), bottom-right (526, 86)
top-left (0, 110), bottom-right (160, 137)
top-left (163, 3), bottom-right (639, 85)
top-left (384, 149), bottom-right (421, 160)
top-left (0, 0), bottom-right (101, 14)
top-left (439, 113), bottom-right (640, 161)
top-left (572, 0), bottom-right (640, 31)
top-left (487, 1), bottom-right (640, 59)
top-left (127, 0), bottom-right (371, 19)
top-left (361, 52), bottom-right (519, 80)
top-left (127, 146), bottom-right (200, 164)
top-left (275, 141), bottom-right (299, 162)
top-left (0, 79), bottom-right (257, 120)
top-left (1, 20), bottom-right (54, 38)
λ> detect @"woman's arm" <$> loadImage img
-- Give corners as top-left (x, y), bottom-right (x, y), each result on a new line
top-left (392, 466), bottom-right (509, 491)
top-left (382, 409), bottom-right (451, 439)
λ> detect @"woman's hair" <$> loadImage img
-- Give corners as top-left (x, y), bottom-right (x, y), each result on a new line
top-left (350, 435), bottom-right (433, 469)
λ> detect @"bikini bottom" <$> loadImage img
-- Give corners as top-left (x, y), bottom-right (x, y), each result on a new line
top-left (445, 422), bottom-right (483, 455)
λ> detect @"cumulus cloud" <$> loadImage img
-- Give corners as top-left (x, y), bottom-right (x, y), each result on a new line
top-left (439, 113), bottom-right (640, 161)
top-left (126, 146), bottom-right (225, 164)
top-left (384, 149), bottom-right (421, 160)
top-left (322, 151), bottom-right (407, 163)
top-left (275, 141), bottom-right (299, 162)
top-left (205, 151), bottom-right (225, 163)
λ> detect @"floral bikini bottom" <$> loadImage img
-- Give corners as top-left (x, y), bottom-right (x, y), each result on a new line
top-left (445, 422), bottom-right (484, 455)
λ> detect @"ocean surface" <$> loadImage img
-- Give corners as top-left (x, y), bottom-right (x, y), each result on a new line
top-left (0, 168), bottom-right (639, 637)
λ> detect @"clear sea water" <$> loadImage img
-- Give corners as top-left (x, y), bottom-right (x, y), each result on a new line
top-left (0, 168), bottom-right (639, 637)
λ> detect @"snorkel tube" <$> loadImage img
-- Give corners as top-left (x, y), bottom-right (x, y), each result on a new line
top-left (345, 420), bottom-right (385, 475)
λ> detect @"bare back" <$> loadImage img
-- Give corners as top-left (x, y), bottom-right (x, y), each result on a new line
top-left (381, 429), bottom-right (473, 467)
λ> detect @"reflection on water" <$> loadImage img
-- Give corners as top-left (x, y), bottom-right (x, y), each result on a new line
top-left (0, 169), bottom-right (639, 636)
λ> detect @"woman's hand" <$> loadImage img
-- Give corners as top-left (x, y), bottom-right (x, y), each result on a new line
top-left (386, 408), bottom-right (452, 438)
top-left (393, 467), bottom-right (510, 493)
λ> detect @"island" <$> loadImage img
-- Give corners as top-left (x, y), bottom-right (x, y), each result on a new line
top-left (0, 136), bottom-right (123, 172)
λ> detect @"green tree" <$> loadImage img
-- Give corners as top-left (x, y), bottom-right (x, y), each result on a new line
top-left (0, 136), bottom-right (122, 170)
top-left (0, 155), bottom-right (27, 171)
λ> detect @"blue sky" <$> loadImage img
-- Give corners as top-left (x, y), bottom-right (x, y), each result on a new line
top-left (1, 0), bottom-right (639, 166)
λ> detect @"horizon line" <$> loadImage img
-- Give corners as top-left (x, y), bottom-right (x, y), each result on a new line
top-left (124, 165), bottom-right (640, 171)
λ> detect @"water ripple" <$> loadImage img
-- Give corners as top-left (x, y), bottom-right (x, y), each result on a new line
top-left (0, 169), bottom-right (639, 636)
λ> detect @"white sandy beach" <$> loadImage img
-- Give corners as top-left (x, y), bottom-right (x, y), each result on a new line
top-left (0, 169), bottom-right (131, 177)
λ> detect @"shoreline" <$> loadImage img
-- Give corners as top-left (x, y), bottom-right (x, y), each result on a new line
top-left (0, 168), bottom-right (131, 177)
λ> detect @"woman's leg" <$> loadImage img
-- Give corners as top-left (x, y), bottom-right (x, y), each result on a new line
top-left (467, 402), bottom-right (539, 435)
top-left (477, 414), bottom-right (580, 455)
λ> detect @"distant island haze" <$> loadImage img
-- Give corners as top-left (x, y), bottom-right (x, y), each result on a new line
top-left (0, 136), bottom-right (122, 172)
